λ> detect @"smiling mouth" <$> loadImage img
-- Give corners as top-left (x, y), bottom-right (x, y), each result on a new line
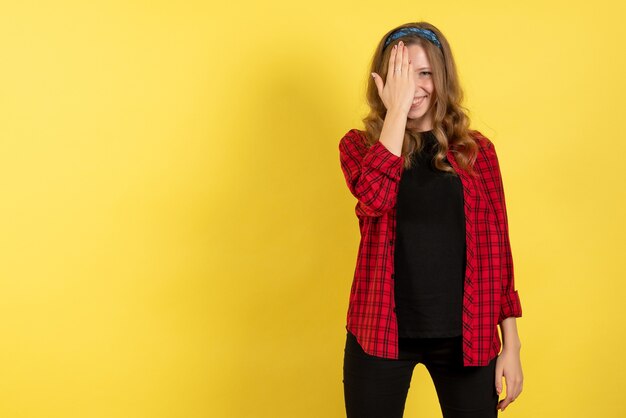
top-left (412, 96), bottom-right (427, 106)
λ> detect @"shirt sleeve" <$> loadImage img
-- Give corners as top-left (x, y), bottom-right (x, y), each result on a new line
top-left (338, 129), bottom-right (404, 217)
top-left (483, 139), bottom-right (523, 324)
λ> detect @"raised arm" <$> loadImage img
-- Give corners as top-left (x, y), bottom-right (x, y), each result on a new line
top-left (338, 40), bottom-right (419, 217)
top-left (338, 128), bottom-right (404, 217)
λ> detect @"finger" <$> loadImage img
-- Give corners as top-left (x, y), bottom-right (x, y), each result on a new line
top-left (510, 379), bottom-right (522, 400)
top-left (494, 367), bottom-right (503, 395)
top-left (498, 398), bottom-right (511, 411)
top-left (498, 401), bottom-right (509, 412)
top-left (504, 375), bottom-right (520, 398)
top-left (386, 44), bottom-right (397, 83)
top-left (402, 42), bottom-right (409, 76)
top-left (500, 394), bottom-right (515, 411)
top-left (509, 382), bottom-right (518, 400)
top-left (372, 72), bottom-right (383, 97)
top-left (394, 42), bottom-right (403, 76)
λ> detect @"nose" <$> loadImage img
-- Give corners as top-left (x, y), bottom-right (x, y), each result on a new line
top-left (414, 79), bottom-right (427, 90)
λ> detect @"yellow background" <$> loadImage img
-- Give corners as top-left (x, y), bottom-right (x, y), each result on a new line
top-left (1, 1), bottom-right (624, 417)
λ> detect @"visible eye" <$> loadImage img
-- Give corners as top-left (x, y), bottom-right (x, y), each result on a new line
top-left (419, 71), bottom-right (432, 76)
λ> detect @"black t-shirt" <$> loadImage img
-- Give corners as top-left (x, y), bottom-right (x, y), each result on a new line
top-left (393, 130), bottom-right (466, 338)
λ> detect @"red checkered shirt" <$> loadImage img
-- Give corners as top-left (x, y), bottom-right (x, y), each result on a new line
top-left (339, 128), bottom-right (522, 367)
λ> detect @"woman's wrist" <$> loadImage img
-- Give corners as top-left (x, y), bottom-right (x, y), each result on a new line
top-left (503, 339), bottom-right (522, 351)
top-left (500, 317), bottom-right (521, 350)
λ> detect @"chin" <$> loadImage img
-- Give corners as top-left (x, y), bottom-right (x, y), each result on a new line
top-left (408, 113), bottom-right (427, 121)
top-left (408, 106), bottom-right (433, 122)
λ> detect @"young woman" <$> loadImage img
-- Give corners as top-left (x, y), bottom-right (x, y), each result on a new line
top-left (338, 22), bottom-right (524, 418)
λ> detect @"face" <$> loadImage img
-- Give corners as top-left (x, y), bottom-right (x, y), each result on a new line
top-left (405, 43), bottom-right (435, 131)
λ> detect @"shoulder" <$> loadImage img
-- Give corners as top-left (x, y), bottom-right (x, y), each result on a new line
top-left (469, 129), bottom-right (500, 167)
top-left (341, 128), bottom-right (366, 143)
top-left (469, 129), bottom-right (494, 151)
top-left (339, 128), bottom-right (368, 153)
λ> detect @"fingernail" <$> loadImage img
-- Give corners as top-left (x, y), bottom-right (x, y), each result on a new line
top-left (371, 73), bottom-right (375, 79)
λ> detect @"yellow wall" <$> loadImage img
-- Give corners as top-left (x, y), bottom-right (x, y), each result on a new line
top-left (1, 1), bottom-right (624, 417)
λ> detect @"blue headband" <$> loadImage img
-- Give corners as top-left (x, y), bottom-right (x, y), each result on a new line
top-left (384, 27), bottom-right (442, 50)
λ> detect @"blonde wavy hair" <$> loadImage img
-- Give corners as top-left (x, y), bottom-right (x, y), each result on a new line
top-left (362, 21), bottom-right (479, 177)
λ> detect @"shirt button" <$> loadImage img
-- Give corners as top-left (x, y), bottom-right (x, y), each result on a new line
top-left (391, 273), bottom-right (395, 279)
top-left (393, 307), bottom-right (397, 313)
top-left (389, 239), bottom-right (394, 246)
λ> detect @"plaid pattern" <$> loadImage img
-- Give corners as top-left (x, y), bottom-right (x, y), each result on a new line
top-left (339, 128), bottom-right (522, 367)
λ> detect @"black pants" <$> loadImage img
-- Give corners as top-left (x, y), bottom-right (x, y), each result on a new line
top-left (343, 330), bottom-right (499, 418)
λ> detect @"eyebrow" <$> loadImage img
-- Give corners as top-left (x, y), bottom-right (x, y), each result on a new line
top-left (416, 67), bottom-right (431, 70)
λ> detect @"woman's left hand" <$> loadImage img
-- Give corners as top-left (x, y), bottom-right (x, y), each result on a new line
top-left (495, 346), bottom-right (523, 412)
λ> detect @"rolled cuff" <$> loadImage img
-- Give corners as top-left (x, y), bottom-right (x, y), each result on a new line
top-left (363, 141), bottom-right (404, 181)
top-left (498, 290), bottom-right (522, 324)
